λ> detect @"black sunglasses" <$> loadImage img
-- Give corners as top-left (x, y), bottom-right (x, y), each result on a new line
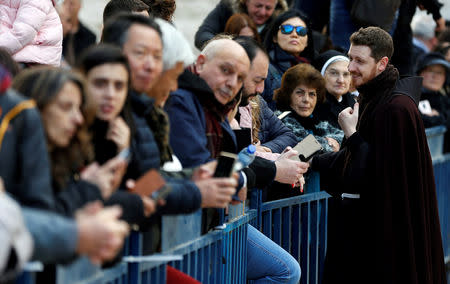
top-left (279, 24), bottom-right (307, 36)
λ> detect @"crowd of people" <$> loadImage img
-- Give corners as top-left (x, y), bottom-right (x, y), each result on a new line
top-left (0, 0), bottom-right (448, 283)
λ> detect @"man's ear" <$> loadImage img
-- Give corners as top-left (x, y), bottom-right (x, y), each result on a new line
top-left (196, 54), bottom-right (206, 73)
top-left (377, 56), bottom-right (389, 73)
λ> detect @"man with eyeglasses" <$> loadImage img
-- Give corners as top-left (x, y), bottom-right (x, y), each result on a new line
top-left (309, 26), bottom-right (446, 284)
top-left (313, 50), bottom-right (356, 129)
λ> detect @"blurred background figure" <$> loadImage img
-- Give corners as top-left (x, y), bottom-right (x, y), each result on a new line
top-left (63, 0), bottom-right (97, 66)
top-left (412, 13), bottom-right (438, 61)
top-left (225, 13), bottom-right (261, 42)
top-left (142, 0), bottom-right (176, 22)
top-left (415, 52), bottom-right (450, 153)
top-left (194, 0), bottom-right (287, 50)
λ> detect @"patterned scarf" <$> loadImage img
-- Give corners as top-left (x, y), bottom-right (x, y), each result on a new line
top-left (147, 106), bottom-right (173, 165)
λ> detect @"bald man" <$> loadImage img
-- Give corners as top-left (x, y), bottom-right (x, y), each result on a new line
top-left (166, 38), bottom-right (301, 283)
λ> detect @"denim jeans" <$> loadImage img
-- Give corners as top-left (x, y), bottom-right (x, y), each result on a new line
top-left (247, 225), bottom-right (301, 283)
top-left (330, 0), bottom-right (398, 52)
top-left (329, 0), bottom-right (357, 52)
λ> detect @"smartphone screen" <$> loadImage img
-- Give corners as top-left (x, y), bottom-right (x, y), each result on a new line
top-left (117, 148), bottom-right (132, 163)
top-left (213, 152), bottom-right (237, 178)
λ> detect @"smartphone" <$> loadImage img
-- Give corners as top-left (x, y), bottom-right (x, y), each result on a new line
top-left (418, 100), bottom-right (432, 115)
top-left (129, 169), bottom-right (166, 197)
top-left (213, 152), bottom-right (238, 178)
top-left (292, 134), bottom-right (323, 162)
top-left (117, 148), bottom-right (132, 163)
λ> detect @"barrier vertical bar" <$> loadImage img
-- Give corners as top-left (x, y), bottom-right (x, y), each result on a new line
top-left (128, 232), bottom-right (141, 284)
top-left (291, 204), bottom-right (301, 262)
top-left (273, 208), bottom-right (281, 245)
top-left (282, 206), bottom-right (291, 252)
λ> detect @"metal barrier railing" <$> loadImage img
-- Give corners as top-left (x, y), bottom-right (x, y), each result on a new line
top-left (15, 125), bottom-right (449, 284)
top-left (433, 154), bottom-right (450, 264)
top-left (250, 182), bottom-right (330, 284)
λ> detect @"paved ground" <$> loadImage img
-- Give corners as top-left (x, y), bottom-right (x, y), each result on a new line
top-left (79, 0), bottom-right (219, 55)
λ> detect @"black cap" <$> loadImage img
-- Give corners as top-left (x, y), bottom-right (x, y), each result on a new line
top-left (312, 50), bottom-right (349, 75)
top-left (415, 52), bottom-right (450, 75)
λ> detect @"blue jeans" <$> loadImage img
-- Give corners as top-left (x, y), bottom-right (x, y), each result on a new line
top-left (330, 0), bottom-right (398, 52)
top-left (247, 225), bottom-right (301, 283)
top-left (329, 0), bottom-right (357, 52)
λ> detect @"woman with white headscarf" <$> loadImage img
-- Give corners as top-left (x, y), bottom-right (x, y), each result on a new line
top-left (313, 50), bottom-right (356, 129)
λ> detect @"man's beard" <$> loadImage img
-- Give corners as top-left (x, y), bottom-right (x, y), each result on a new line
top-left (239, 92), bottom-right (259, 106)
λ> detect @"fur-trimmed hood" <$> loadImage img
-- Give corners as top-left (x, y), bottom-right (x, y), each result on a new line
top-left (227, 0), bottom-right (289, 19)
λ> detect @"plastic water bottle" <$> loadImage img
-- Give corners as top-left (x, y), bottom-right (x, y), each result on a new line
top-left (234, 144), bottom-right (256, 171)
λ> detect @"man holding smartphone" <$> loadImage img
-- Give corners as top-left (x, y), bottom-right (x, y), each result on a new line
top-left (310, 27), bottom-right (446, 283)
top-left (166, 38), bottom-right (302, 284)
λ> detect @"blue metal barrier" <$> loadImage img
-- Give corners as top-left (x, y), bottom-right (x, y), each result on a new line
top-left (166, 210), bottom-right (256, 284)
top-left (433, 154), bottom-right (450, 264)
top-left (255, 191), bottom-right (330, 284)
top-left (15, 125), bottom-right (449, 283)
top-left (426, 126), bottom-right (447, 159)
top-left (56, 257), bottom-right (127, 284)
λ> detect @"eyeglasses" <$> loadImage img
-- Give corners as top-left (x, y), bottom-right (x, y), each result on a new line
top-left (279, 24), bottom-right (307, 36)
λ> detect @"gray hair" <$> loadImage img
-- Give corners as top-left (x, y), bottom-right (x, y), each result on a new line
top-left (155, 18), bottom-right (195, 70)
top-left (411, 13), bottom-right (436, 40)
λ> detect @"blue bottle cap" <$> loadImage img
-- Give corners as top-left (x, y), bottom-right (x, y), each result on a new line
top-left (247, 144), bottom-right (256, 154)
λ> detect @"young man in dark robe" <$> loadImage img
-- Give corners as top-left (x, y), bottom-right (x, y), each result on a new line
top-left (310, 26), bottom-right (446, 284)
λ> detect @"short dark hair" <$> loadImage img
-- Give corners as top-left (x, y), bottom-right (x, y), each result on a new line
top-left (77, 44), bottom-right (136, 140)
top-left (77, 44), bottom-right (130, 76)
top-left (233, 36), bottom-right (267, 63)
top-left (274, 63), bottom-right (326, 111)
top-left (437, 27), bottom-right (450, 43)
top-left (101, 12), bottom-right (161, 48)
top-left (263, 9), bottom-right (315, 62)
top-left (0, 47), bottom-right (19, 77)
top-left (225, 13), bottom-right (261, 43)
top-left (141, 0), bottom-right (176, 22)
top-left (350, 26), bottom-right (394, 61)
top-left (103, 0), bottom-right (149, 25)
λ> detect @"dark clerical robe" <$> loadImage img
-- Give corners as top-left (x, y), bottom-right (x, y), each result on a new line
top-left (312, 65), bottom-right (446, 284)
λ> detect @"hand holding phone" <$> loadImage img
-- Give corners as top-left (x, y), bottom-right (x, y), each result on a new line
top-left (128, 169), bottom-right (166, 197)
top-left (213, 152), bottom-right (238, 177)
top-left (291, 135), bottom-right (323, 162)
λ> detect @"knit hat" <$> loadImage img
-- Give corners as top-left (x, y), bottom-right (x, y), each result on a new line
top-left (415, 52), bottom-right (450, 75)
top-left (313, 50), bottom-right (349, 75)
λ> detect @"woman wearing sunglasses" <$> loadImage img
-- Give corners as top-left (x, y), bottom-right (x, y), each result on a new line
top-left (262, 9), bottom-right (315, 111)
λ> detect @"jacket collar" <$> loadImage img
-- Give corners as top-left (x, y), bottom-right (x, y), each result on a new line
top-left (177, 69), bottom-right (234, 120)
top-left (129, 90), bottom-right (155, 116)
